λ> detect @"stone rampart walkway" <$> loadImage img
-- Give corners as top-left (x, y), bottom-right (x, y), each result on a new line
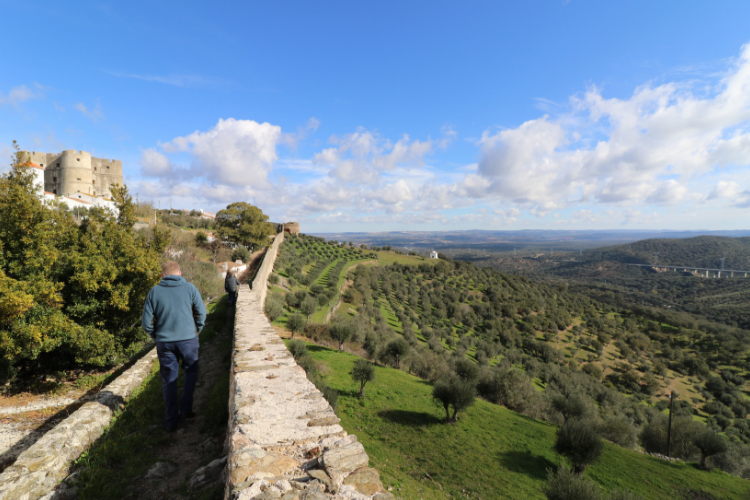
top-left (226, 233), bottom-right (393, 500)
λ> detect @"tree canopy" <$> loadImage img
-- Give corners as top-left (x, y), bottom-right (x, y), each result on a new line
top-left (0, 146), bottom-right (168, 380)
top-left (215, 202), bottom-right (274, 249)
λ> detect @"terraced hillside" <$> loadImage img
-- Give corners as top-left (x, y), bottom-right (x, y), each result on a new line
top-left (265, 234), bottom-right (750, 498)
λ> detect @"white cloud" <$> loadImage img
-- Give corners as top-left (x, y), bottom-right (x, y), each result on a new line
top-left (313, 128), bottom-right (451, 183)
top-left (75, 100), bottom-right (104, 121)
top-left (105, 71), bottom-right (227, 88)
top-left (139, 148), bottom-right (174, 177)
top-left (0, 84), bottom-right (44, 107)
top-left (132, 44), bottom-right (750, 229)
top-left (470, 42), bottom-right (750, 211)
top-left (707, 180), bottom-right (750, 207)
top-left (161, 118), bottom-right (282, 187)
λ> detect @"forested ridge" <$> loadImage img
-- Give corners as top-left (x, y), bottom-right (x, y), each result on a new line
top-left (269, 234), bottom-right (750, 486)
top-left (484, 235), bottom-right (750, 331)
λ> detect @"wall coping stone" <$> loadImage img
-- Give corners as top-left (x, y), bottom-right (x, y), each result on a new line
top-left (225, 233), bottom-right (391, 500)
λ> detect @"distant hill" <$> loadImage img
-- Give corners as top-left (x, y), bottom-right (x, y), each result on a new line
top-left (582, 236), bottom-right (750, 270)
top-left (484, 236), bottom-right (750, 330)
top-left (311, 230), bottom-right (750, 255)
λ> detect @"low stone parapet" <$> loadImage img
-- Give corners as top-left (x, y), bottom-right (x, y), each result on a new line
top-left (0, 347), bottom-right (158, 500)
top-left (226, 233), bottom-right (392, 500)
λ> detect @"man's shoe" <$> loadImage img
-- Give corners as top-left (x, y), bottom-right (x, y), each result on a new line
top-left (166, 425), bottom-right (178, 433)
top-left (183, 411), bottom-right (197, 419)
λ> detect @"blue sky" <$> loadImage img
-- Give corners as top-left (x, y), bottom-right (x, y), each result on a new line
top-left (2, 1), bottom-right (750, 231)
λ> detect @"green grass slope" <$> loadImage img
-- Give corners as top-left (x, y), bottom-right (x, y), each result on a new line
top-left (305, 343), bottom-right (750, 500)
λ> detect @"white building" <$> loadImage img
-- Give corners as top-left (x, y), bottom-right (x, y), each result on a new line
top-left (430, 251), bottom-right (439, 259)
top-left (216, 260), bottom-right (247, 279)
top-left (24, 160), bottom-right (119, 215)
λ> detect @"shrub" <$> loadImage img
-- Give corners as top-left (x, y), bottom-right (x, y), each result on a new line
top-left (581, 363), bottom-right (603, 380)
top-left (351, 359), bottom-right (376, 397)
top-left (0, 158), bottom-right (168, 378)
top-left (265, 297), bottom-right (285, 322)
top-left (554, 419), bottom-right (604, 474)
top-left (287, 339), bottom-right (308, 359)
top-left (432, 374), bottom-right (477, 423)
top-left (195, 230), bottom-right (208, 244)
top-left (176, 254), bottom-right (224, 300)
top-left (478, 367), bottom-right (543, 418)
top-left (551, 394), bottom-right (592, 423)
top-left (607, 491), bottom-right (645, 500)
top-left (598, 416), bottom-right (637, 448)
top-left (231, 245), bottom-right (251, 263)
top-left (543, 466), bottom-right (601, 500)
top-left (269, 274), bottom-right (280, 285)
top-left (454, 358), bottom-right (480, 382)
top-left (639, 415), bottom-right (668, 455)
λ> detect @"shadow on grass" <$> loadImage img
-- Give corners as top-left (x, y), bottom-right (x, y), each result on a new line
top-left (378, 409), bottom-right (443, 427)
top-left (497, 450), bottom-right (555, 481)
top-left (307, 344), bottom-right (335, 353)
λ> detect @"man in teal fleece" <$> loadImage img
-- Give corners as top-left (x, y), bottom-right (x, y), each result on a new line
top-left (142, 261), bottom-right (207, 431)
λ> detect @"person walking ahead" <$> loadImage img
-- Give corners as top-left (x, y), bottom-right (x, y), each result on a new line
top-left (225, 270), bottom-right (241, 306)
top-left (142, 261), bottom-right (206, 431)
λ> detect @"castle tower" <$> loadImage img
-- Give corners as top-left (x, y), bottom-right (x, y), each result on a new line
top-left (23, 150), bottom-right (124, 198)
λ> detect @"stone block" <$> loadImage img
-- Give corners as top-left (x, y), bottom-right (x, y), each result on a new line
top-left (321, 442), bottom-right (368, 472)
top-left (342, 467), bottom-right (384, 496)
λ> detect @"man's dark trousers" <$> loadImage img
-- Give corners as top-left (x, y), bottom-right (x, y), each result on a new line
top-left (156, 336), bottom-right (199, 429)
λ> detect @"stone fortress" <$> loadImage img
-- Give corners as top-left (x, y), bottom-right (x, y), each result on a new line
top-left (23, 150), bottom-right (123, 198)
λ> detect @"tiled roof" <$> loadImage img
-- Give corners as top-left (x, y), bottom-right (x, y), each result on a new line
top-left (28, 162), bottom-right (44, 170)
top-left (65, 196), bottom-right (92, 205)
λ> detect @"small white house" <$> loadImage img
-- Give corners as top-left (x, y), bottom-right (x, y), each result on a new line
top-left (216, 260), bottom-right (247, 279)
top-left (430, 251), bottom-right (439, 259)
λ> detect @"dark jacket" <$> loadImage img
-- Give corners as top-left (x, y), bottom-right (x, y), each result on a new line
top-left (141, 275), bottom-right (206, 343)
top-left (225, 275), bottom-right (241, 292)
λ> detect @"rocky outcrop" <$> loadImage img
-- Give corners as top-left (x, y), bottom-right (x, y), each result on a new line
top-left (0, 348), bottom-right (158, 500)
top-left (226, 233), bottom-right (389, 500)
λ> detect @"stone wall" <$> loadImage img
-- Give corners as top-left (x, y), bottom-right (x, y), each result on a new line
top-left (0, 348), bottom-right (158, 500)
top-left (225, 233), bottom-right (392, 500)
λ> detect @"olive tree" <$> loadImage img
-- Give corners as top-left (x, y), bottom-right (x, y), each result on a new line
top-left (554, 419), bottom-right (604, 475)
top-left (432, 375), bottom-right (477, 424)
top-left (384, 338), bottom-right (410, 369)
top-left (300, 295), bottom-right (318, 324)
top-left (351, 359), bottom-right (376, 397)
top-left (287, 313), bottom-right (305, 339)
top-left (694, 430), bottom-right (728, 470)
top-left (329, 320), bottom-right (354, 352)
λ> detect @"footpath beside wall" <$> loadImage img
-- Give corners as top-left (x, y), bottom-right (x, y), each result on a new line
top-left (0, 348), bottom-right (158, 500)
top-left (225, 233), bottom-right (393, 500)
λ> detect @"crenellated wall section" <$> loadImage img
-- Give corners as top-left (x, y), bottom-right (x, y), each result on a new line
top-left (225, 233), bottom-right (392, 500)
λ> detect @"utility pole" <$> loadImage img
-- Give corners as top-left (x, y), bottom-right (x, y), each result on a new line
top-left (667, 390), bottom-right (677, 458)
